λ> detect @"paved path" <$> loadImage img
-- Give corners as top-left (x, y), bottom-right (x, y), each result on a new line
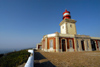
top-left (34, 50), bottom-right (100, 67)
top-left (34, 50), bottom-right (55, 67)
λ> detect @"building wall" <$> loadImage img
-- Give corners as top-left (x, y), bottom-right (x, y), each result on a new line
top-left (76, 38), bottom-right (92, 51)
top-left (59, 37), bottom-right (75, 52)
top-left (41, 35), bottom-right (100, 52)
top-left (60, 22), bottom-right (77, 35)
top-left (60, 23), bottom-right (66, 34)
top-left (38, 45), bottom-right (42, 49)
top-left (60, 19), bottom-right (77, 35)
top-left (94, 40), bottom-right (100, 50)
top-left (42, 39), bottom-right (45, 50)
top-left (67, 23), bottom-right (77, 35)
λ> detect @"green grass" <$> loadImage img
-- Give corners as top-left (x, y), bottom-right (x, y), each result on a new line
top-left (0, 49), bottom-right (30, 67)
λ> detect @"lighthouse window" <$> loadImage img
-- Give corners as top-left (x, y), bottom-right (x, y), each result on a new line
top-left (62, 26), bottom-right (64, 29)
top-left (77, 40), bottom-right (79, 48)
top-left (70, 24), bottom-right (72, 28)
top-left (87, 41), bottom-right (89, 48)
top-left (50, 40), bottom-right (53, 48)
top-left (69, 40), bottom-right (73, 48)
top-left (97, 41), bottom-right (100, 47)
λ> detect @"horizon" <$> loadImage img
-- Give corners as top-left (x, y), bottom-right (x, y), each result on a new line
top-left (0, 0), bottom-right (100, 50)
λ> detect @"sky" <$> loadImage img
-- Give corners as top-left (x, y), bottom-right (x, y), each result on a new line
top-left (0, 0), bottom-right (100, 50)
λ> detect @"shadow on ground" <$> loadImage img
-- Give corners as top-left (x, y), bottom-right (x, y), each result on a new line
top-left (34, 51), bottom-right (55, 67)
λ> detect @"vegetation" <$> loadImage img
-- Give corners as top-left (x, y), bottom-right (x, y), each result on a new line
top-left (0, 54), bottom-right (4, 58)
top-left (0, 49), bottom-right (30, 67)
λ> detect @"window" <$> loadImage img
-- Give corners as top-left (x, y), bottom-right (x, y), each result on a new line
top-left (77, 40), bottom-right (79, 48)
top-left (87, 41), bottom-right (89, 48)
top-left (98, 41), bottom-right (100, 47)
top-left (62, 26), bottom-right (64, 29)
top-left (50, 40), bottom-right (53, 48)
top-left (69, 40), bottom-right (73, 48)
top-left (40, 46), bottom-right (41, 49)
top-left (70, 24), bottom-right (72, 28)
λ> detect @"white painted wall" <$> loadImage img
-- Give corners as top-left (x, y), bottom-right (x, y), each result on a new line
top-left (24, 56), bottom-right (33, 67)
top-left (63, 13), bottom-right (70, 16)
top-left (47, 33), bottom-right (56, 37)
top-left (68, 48), bottom-right (74, 52)
top-left (67, 23), bottom-right (76, 34)
top-left (91, 37), bottom-right (100, 40)
top-left (60, 22), bottom-right (77, 35)
top-left (48, 48), bottom-right (54, 52)
top-left (60, 23), bottom-right (66, 34)
top-left (28, 50), bottom-right (34, 53)
top-left (59, 33), bottom-right (74, 37)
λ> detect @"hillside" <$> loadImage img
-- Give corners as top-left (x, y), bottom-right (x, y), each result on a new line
top-left (0, 49), bottom-right (30, 67)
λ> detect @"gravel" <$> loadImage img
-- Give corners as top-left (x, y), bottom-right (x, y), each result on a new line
top-left (34, 50), bottom-right (100, 67)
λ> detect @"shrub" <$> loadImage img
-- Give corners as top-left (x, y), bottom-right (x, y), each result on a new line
top-left (0, 49), bottom-right (30, 67)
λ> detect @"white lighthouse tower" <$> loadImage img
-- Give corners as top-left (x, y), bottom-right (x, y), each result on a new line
top-left (59, 9), bottom-right (77, 35)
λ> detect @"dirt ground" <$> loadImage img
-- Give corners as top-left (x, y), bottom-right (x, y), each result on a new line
top-left (34, 50), bottom-right (100, 67)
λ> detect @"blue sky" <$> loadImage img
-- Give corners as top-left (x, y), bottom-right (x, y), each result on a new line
top-left (0, 0), bottom-right (100, 50)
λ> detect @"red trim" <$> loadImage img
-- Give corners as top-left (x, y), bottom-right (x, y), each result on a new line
top-left (95, 40), bottom-right (98, 49)
top-left (63, 10), bottom-right (71, 19)
top-left (95, 40), bottom-right (100, 49)
top-left (72, 38), bottom-right (75, 51)
top-left (63, 17), bottom-right (70, 19)
top-left (42, 39), bottom-right (45, 50)
top-left (63, 10), bottom-right (70, 14)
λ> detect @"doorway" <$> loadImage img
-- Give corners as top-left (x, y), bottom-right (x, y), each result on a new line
top-left (81, 40), bottom-right (85, 51)
top-left (62, 39), bottom-right (66, 51)
top-left (91, 40), bottom-right (96, 51)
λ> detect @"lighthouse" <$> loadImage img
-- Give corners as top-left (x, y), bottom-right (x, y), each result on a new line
top-left (37, 9), bottom-right (100, 53)
top-left (60, 9), bottom-right (77, 34)
top-left (63, 9), bottom-right (71, 19)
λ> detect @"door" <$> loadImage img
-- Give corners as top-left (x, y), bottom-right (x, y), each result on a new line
top-left (91, 40), bottom-right (96, 51)
top-left (62, 39), bottom-right (66, 51)
top-left (81, 40), bottom-right (85, 51)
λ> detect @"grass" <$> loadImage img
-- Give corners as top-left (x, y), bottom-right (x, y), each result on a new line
top-left (0, 49), bottom-right (30, 67)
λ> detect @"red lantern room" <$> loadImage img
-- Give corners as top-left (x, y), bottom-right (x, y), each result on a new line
top-left (63, 9), bottom-right (71, 19)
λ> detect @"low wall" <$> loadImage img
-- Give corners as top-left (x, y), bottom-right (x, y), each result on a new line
top-left (24, 49), bottom-right (34, 67)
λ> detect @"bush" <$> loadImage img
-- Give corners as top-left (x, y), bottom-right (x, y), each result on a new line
top-left (0, 54), bottom-right (4, 58)
top-left (0, 49), bottom-right (30, 67)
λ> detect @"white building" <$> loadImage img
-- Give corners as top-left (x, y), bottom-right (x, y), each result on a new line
top-left (37, 10), bottom-right (100, 52)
